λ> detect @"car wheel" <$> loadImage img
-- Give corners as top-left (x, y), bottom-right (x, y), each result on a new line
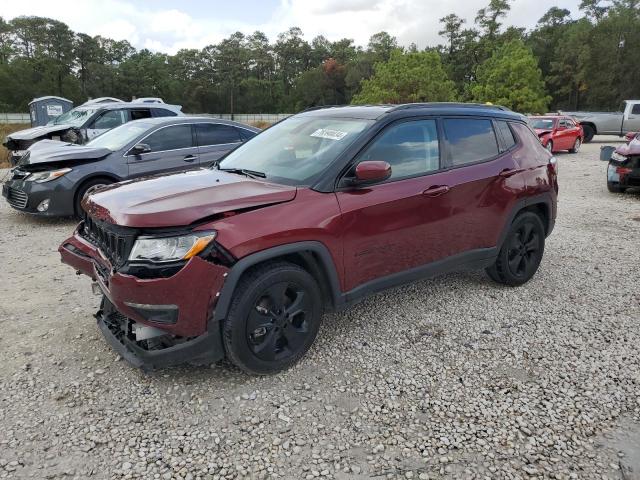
top-left (569, 137), bottom-right (581, 153)
top-left (486, 212), bottom-right (545, 287)
top-left (222, 261), bottom-right (323, 374)
top-left (582, 125), bottom-right (595, 143)
top-left (607, 181), bottom-right (626, 193)
top-left (74, 178), bottom-right (112, 219)
top-left (545, 140), bottom-right (553, 153)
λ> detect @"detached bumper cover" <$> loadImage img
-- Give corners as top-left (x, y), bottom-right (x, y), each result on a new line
top-left (97, 298), bottom-right (224, 370)
top-left (59, 229), bottom-right (231, 368)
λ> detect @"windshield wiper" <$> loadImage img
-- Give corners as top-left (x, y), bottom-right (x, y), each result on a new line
top-left (218, 167), bottom-right (266, 179)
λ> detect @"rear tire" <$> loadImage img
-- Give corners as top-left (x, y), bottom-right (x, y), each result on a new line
top-left (222, 261), bottom-right (323, 375)
top-left (74, 178), bottom-right (112, 219)
top-left (582, 125), bottom-right (595, 143)
top-left (569, 137), bottom-right (581, 153)
top-left (607, 181), bottom-right (626, 193)
top-left (486, 212), bottom-right (545, 287)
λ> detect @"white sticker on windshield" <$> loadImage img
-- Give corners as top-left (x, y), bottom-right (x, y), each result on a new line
top-left (310, 128), bottom-right (348, 141)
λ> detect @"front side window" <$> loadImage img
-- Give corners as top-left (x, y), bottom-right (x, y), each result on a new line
top-left (92, 110), bottom-right (126, 130)
top-left (443, 118), bottom-right (499, 166)
top-left (196, 123), bottom-right (242, 146)
top-left (144, 125), bottom-right (194, 152)
top-left (218, 116), bottom-right (373, 186)
top-left (356, 120), bottom-right (439, 180)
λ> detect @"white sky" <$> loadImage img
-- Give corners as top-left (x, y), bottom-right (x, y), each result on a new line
top-left (3, 0), bottom-right (583, 54)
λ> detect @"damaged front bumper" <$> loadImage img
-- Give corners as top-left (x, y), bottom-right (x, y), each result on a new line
top-left (59, 227), bottom-right (231, 369)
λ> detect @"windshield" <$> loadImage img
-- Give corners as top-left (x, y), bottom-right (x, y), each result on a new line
top-left (530, 118), bottom-right (555, 130)
top-left (218, 116), bottom-right (374, 185)
top-left (86, 121), bottom-right (151, 151)
top-left (52, 107), bottom-right (98, 127)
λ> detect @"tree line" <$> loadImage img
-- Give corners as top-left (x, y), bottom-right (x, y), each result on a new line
top-left (0, 0), bottom-right (638, 115)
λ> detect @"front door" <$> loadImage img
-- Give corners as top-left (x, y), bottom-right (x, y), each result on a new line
top-left (85, 109), bottom-right (127, 141)
top-left (127, 124), bottom-right (199, 177)
top-left (336, 118), bottom-right (455, 292)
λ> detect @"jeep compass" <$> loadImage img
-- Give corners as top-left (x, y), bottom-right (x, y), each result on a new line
top-left (59, 103), bottom-right (558, 374)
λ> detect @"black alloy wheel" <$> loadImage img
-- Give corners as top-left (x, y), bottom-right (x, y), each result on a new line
top-left (486, 212), bottom-right (545, 286)
top-left (223, 261), bottom-right (323, 374)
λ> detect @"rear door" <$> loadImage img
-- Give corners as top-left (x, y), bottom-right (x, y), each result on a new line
top-left (126, 123), bottom-right (199, 177)
top-left (194, 123), bottom-right (244, 166)
top-left (440, 117), bottom-right (523, 252)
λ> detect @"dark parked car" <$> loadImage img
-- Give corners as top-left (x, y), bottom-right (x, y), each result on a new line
top-left (606, 134), bottom-right (640, 193)
top-left (3, 117), bottom-right (259, 217)
top-left (3, 102), bottom-right (183, 166)
top-left (59, 103), bottom-right (558, 374)
top-left (529, 115), bottom-right (583, 153)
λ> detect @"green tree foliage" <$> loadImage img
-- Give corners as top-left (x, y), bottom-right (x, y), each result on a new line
top-left (0, 0), bottom-right (639, 114)
top-left (470, 40), bottom-right (550, 112)
top-left (352, 50), bottom-right (456, 104)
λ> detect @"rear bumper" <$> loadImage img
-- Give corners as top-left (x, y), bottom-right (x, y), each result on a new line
top-left (59, 229), bottom-right (231, 368)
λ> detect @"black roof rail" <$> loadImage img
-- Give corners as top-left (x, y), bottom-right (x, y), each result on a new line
top-left (388, 102), bottom-right (511, 112)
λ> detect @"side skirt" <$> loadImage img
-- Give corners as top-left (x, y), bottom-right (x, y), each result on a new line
top-left (339, 247), bottom-right (498, 308)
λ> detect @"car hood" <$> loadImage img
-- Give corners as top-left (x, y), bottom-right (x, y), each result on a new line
top-left (534, 128), bottom-right (553, 137)
top-left (5, 124), bottom-right (73, 142)
top-left (84, 168), bottom-right (298, 228)
top-left (18, 140), bottom-right (111, 166)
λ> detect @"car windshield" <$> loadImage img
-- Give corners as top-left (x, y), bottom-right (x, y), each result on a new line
top-left (217, 116), bottom-right (373, 186)
top-left (86, 121), bottom-right (152, 151)
top-left (51, 107), bottom-right (99, 127)
top-left (530, 118), bottom-right (555, 130)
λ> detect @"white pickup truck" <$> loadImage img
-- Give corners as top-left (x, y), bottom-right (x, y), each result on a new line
top-left (564, 100), bottom-right (640, 143)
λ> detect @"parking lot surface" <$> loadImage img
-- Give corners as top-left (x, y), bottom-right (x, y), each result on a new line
top-left (0, 138), bottom-right (639, 480)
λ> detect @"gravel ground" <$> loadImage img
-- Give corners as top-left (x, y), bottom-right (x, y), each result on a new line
top-left (0, 138), bottom-right (639, 480)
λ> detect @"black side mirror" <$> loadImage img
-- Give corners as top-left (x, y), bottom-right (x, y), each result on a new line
top-left (131, 143), bottom-right (151, 155)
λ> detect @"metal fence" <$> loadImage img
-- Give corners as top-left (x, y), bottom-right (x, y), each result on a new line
top-left (0, 112), bottom-right (292, 124)
top-left (0, 113), bottom-right (30, 124)
top-left (193, 113), bottom-right (292, 124)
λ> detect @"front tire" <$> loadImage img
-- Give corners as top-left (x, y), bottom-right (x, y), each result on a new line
top-left (569, 137), bottom-right (581, 153)
top-left (545, 140), bottom-right (553, 153)
top-left (582, 125), bottom-right (595, 143)
top-left (222, 261), bottom-right (323, 374)
top-left (74, 178), bottom-right (112, 219)
top-left (486, 212), bottom-right (545, 287)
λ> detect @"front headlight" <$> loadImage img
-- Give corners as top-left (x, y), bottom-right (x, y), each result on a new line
top-left (129, 231), bottom-right (217, 263)
top-left (25, 168), bottom-right (72, 183)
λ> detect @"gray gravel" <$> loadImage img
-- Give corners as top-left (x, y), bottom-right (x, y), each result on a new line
top-left (1, 137), bottom-right (639, 480)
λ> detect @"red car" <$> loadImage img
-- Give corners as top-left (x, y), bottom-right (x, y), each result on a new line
top-left (59, 103), bottom-right (558, 374)
top-left (530, 115), bottom-right (584, 153)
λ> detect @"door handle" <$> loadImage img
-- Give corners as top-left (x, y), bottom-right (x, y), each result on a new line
top-left (183, 155), bottom-right (198, 162)
top-left (422, 185), bottom-right (450, 197)
top-left (499, 168), bottom-right (520, 178)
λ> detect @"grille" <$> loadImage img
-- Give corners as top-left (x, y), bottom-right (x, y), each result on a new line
top-left (81, 215), bottom-right (137, 269)
top-left (6, 186), bottom-right (28, 208)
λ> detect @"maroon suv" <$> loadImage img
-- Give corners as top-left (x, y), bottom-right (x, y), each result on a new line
top-left (59, 103), bottom-right (558, 374)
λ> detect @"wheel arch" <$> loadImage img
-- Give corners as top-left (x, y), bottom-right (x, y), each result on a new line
top-left (212, 241), bottom-right (343, 323)
top-left (497, 194), bottom-right (554, 249)
top-left (579, 121), bottom-right (597, 134)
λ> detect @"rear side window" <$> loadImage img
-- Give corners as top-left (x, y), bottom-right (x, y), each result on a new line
top-left (239, 129), bottom-right (257, 141)
top-left (152, 108), bottom-right (178, 117)
top-left (443, 118), bottom-right (499, 166)
top-left (495, 121), bottom-right (517, 151)
top-left (144, 125), bottom-right (194, 152)
top-left (195, 123), bottom-right (242, 146)
top-left (357, 119), bottom-right (440, 180)
top-left (130, 109), bottom-right (152, 121)
top-left (631, 104), bottom-right (640, 115)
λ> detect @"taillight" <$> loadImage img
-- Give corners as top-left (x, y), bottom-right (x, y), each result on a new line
top-left (616, 166), bottom-right (632, 175)
top-left (548, 156), bottom-right (558, 174)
